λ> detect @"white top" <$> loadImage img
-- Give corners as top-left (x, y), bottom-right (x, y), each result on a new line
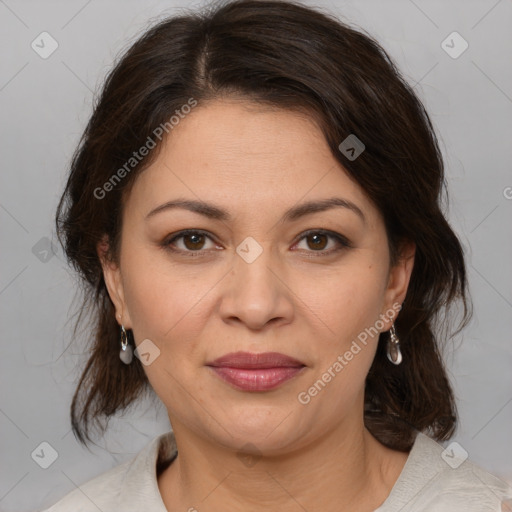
top-left (40, 430), bottom-right (512, 511)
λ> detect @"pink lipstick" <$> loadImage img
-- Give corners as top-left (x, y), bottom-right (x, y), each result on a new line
top-left (206, 351), bottom-right (306, 391)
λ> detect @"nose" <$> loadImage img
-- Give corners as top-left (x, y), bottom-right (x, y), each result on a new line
top-left (218, 240), bottom-right (294, 331)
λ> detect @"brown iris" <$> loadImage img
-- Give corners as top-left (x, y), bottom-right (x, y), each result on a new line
top-left (306, 233), bottom-right (328, 251)
top-left (183, 233), bottom-right (206, 250)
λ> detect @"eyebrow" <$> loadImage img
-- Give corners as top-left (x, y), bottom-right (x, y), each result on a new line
top-left (146, 197), bottom-right (366, 224)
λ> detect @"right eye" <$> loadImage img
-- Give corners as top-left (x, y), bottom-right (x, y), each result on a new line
top-left (163, 229), bottom-right (223, 257)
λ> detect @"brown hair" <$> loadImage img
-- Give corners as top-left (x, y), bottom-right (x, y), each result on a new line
top-left (56, 0), bottom-right (471, 450)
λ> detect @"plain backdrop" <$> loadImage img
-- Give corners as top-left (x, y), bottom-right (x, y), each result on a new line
top-left (0, 0), bottom-right (511, 510)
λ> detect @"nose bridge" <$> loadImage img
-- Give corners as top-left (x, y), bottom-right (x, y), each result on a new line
top-left (221, 235), bottom-right (291, 327)
top-left (234, 235), bottom-right (277, 297)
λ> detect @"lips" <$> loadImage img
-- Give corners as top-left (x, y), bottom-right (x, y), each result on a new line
top-left (207, 351), bottom-right (305, 369)
top-left (206, 351), bottom-right (306, 391)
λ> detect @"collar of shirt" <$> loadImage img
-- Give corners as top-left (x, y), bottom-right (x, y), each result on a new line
top-left (43, 429), bottom-right (512, 511)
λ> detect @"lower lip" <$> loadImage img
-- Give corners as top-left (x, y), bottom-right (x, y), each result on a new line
top-left (208, 366), bottom-right (305, 391)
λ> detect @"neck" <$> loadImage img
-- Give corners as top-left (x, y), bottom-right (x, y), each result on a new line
top-left (158, 414), bottom-right (408, 512)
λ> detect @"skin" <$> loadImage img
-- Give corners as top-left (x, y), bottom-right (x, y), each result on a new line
top-left (100, 98), bottom-right (415, 512)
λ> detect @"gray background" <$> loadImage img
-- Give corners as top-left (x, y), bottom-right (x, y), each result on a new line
top-left (1, 0), bottom-right (511, 510)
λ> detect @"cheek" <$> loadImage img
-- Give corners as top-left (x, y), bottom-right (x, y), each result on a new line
top-left (295, 261), bottom-right (388, 341)
top-left (122, 244), bottom-right (388, 347)
top-left (295, 266), bottom-right (386, 411)
top-left (123, 265), bottom-right (205, 341)
top-left (120, 252), bottom-right (211, 404)
top-left (120, 243), bottom-right (223, 360)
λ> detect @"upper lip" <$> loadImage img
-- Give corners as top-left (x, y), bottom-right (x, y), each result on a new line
top-left (206, 351), bottom-right (305, 369)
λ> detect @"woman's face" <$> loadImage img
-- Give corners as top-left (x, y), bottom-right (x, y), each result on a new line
top-left (102, 99), bottom-right (414, 454)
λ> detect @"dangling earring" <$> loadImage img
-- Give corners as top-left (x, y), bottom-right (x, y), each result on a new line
top-left (387, 324), bottom-right (402, 365)
top-left (119, 325), bottom-right (133, 364)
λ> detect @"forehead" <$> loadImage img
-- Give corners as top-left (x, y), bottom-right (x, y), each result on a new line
top-left (125, 99), bottom-right (378, 224)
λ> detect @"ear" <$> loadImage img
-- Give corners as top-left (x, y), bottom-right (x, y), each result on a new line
top-left (97, 236), bottom-right (133, 329)
top-left (381, 240), bottom-right (416, 329)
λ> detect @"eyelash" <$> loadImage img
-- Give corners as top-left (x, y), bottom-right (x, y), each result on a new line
top-left (162, 229), bottom-right (352, 258)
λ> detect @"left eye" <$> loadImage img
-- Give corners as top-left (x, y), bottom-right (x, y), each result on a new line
top-left (293, 230), bottom-right (350, 254)
top-left (163, 229), bottom-right (350, 256)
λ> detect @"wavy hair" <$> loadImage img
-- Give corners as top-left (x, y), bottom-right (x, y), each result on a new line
top-left (56, 0), bottom-right (472, 449)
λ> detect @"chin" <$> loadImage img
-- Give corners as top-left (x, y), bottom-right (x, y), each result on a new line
top-left (212, 408), bottom-right (305, 455)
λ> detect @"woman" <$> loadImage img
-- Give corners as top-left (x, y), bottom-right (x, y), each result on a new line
top-left (41, 0), bottom-right (511, 510)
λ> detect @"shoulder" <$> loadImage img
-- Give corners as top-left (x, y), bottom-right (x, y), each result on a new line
top-left (40, 431), bottom-right (176, 512)
top-left (378, 432), bottom-right (512, 512)
top-left (39, 458), bottom-right (130, 512)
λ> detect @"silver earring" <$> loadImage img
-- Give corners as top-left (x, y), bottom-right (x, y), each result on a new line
top-left (119, 325), bottom-right (133, 364)
top-left (387, 324), bottom-right (402, 365)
